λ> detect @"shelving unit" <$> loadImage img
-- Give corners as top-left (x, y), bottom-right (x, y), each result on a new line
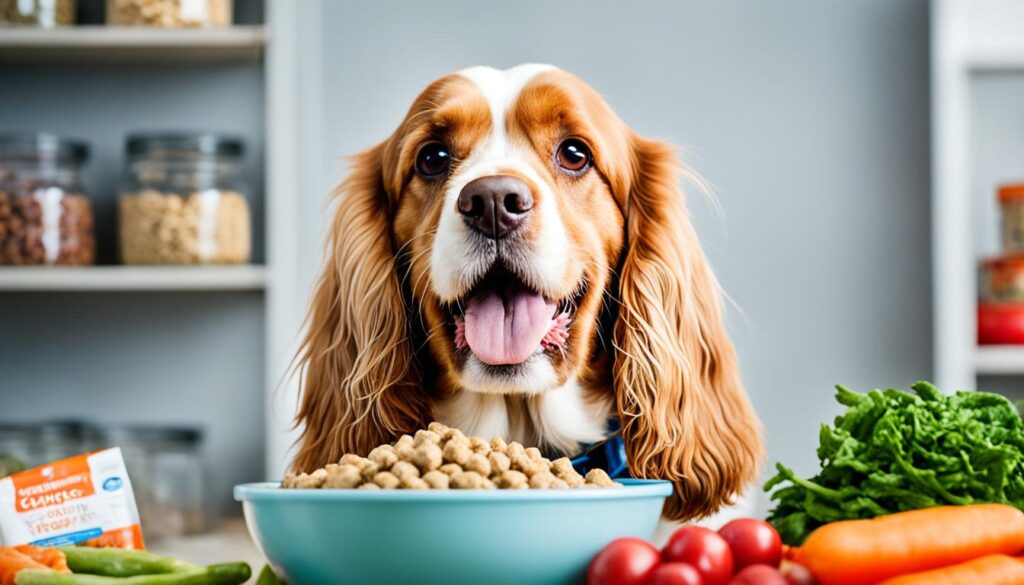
top-left (0, 266), bottom-right (267, 291)
top-left (0, 25), bottom-right (265, 63)
top-left (932, 0), bottom-right (1024, 388)
top-left (0, 0), bottom-right (304, 517)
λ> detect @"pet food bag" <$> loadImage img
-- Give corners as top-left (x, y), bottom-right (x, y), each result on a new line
top-left (0, 448), bottom-right (144, 548)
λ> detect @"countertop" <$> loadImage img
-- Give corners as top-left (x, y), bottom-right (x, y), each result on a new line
top-left (149, 520), bottom-right (266, 578)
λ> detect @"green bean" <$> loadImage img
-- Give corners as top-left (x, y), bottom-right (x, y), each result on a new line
top-left (254, 565), bottom-right (286, 585)
top-left (15, 563), bottom-right (251, 585)
top-left (60, 547), bottom-right (198, 577)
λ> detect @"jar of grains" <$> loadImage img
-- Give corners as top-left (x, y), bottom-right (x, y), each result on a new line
top-left (118, 133), bottom-right (251, 265)
top-left (999, 183), bottom-right (1024, 253)
top-left (0, 0), bottom-right (76, 27)
top-left (106, 0), bottom-right (230, 27)
top-left (0, 133), bottom-right (95, 265)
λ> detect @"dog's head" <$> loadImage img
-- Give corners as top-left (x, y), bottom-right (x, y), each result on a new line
top-left (295, 65), bottom-right (762, 520)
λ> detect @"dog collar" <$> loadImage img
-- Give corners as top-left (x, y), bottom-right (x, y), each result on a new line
top-left (570, 418), bottom-right (630, 479)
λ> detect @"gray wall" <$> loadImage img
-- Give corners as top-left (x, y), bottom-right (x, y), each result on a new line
top-left (299, 0), bottom-right (933, 498)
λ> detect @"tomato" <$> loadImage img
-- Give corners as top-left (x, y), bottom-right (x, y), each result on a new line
top-left (717, 518), bottom-right (783, 570)
top-left (648, 563), bottom-right (704, 585)
top-left (662, 526), bottom-right (734, 585)
top-left (587, 537), bottom-right (661, 585)
top-left (780, 561), bottom-right (818, 585)
top-left (728, 565), bottom-right (789, 585)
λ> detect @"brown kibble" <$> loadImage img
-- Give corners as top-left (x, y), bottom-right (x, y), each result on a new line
top-left (323, 464), bottom-right (362, 489)
top-left (489, 437), bottom-right (508, 453)
top-left (443, 438), bottom-right (472, 465)
top-left (427, 421), bottom-right (450, 435)
top-left (373, 471), bottom-right (401, 489)
top-left (358, 483), bottom-right (381, 490)
top-left (585, 468), bottom-right (619, 487)
top-left (410, 442), bottom-right (443, 472)
top-left (360, 460), bottom-right (381, 482)
top-left (494, 469), bottom-right (529, 489)
top-left (422, 470), bottom-right (450, 489)
top-left (339, 454), bottom-right (369, 469)
top-left (401, 476), bottom-right (430, 490)
top-left (394, 434), bottom-right (415, 451)
top-left (463, 453), bottom-right (492, 477)
top-left (529, 472), bottom-right (559, 489)
top-left (487, 451), bottom-right (511, 474)
top-left (552, 457), bottom-right (586, 487)
top-left (368, 445), bottom-right (398, 468)
top-left (451, 471), bottom-right (488, 489)
top-left (415, 429), bottom-right (442, 446)
top-left (391, 461), bottom-right (421, 480)
top-left (469, 436), bottom-right (491, 455)
top-left (439, 463), bottom-right (463, 477)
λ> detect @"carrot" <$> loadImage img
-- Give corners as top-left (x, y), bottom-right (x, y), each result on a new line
top-left (878, 554), bottom-right (1024, 585)
top-left (0, 548), bottom-right (48, 585)
top-left (12, 547), bottom-right (69, 573)
top-left (788, 504), bottom-right (1024, 585)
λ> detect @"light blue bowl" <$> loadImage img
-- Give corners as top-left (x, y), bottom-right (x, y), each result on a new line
top-left (235, 479), bottom-right (672, 585)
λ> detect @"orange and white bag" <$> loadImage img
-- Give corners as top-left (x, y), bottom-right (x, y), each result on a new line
top-left (0, 448), bottom-right (144, 548)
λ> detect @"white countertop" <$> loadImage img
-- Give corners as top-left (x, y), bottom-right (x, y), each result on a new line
top-left (149, 519), bottom-right (266, 580)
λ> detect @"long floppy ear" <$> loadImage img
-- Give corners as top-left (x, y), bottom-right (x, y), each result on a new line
top-left (614, 135), bottom-right (763, 520)
top-left (292, 144), bottom-right (431, 473)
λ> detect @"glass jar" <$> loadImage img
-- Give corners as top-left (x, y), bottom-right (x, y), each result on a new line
top-left (0, 0), bottom-right (76, 27)
top-left (94, 426), bottom-right (209, 540)
top-left (118, 133), bottom-right (251, 265)
top-left (0, 133), bottom-right (96, 265)
top-left (106, 0), bottom-right (230, 27)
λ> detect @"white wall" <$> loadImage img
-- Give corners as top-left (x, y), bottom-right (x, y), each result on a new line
top-left (293, 0), bottom-right (932, 493)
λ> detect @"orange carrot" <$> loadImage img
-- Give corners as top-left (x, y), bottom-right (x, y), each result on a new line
top-left (878, 554), bottom-right (1024, 585)
top-left (12, 546), bottom-right (69, 573)
top-left (788, 504), bottom-right (1024, 585)
top-left (0, 548), bottom-right (48, 585)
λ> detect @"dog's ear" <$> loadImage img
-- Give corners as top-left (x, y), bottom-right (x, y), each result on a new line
top-left (613, 135), bottom-right (763, 520)
top-left (292, 143), bottom-right (430, 472)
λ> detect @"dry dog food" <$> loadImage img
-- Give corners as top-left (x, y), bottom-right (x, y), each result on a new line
top-left (118, 189), bottom-right (250, 265)
top-left (107, 0), bottom-right (231, 27)
top-left (0, 187), bottom-right (95, 266)
top-left (0, 448), bottom-right (143, 549)
top-left (283, 423), bottom-right (622, 490)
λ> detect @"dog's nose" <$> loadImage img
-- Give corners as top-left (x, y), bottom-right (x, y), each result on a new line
top-left (457, 175), bottom-right (534, 239)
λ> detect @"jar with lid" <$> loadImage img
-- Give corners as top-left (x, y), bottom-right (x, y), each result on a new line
top-left (0, 0), bottom-right (76, 27)
top-left (0, 133), bottom-right (96, 265)
top-left (106, 0), bottom-right (230, 27)
top-left (93, 426), bottom-right (210, 539)
top-left (118, 133), bottom-right (251, 265)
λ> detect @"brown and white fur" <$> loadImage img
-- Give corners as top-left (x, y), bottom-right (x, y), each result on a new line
top-left (292, 64), bottom-right (762, 521)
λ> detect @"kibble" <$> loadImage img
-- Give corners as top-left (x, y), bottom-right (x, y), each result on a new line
top-left (108, 0), bottom-right (231, 27)
top-left (282, 423), bottom-right (622, 491)
top-left (118, 189), bottom-right (250, 265)
top-left (0, 187), bottom-right (95, 265)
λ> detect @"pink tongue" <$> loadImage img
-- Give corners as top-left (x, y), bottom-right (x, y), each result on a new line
top-left (464, 286), bottom-right (557, 365)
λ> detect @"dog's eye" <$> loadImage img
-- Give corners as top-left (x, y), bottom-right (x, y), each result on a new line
top-left (555, 138), bottom-right (592, 174)
top-left (415, 142), bottom-right (451, 178)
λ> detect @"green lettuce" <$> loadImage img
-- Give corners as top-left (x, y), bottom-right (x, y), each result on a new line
top-left (764, 381), bottom-right (1024, 545)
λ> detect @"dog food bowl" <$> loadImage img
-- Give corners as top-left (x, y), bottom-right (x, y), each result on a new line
top-left (235, 479), bottom-right (672, 585)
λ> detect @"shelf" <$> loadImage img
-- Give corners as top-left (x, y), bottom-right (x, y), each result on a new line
top-left (0, 26), bottom-right (265, 64)
top-left (964, 46), bottom-right (1024, 72)
top-left (0, 265), bottom-right (267, 291)
top-left (975, 346), bottom-right (1024, 375)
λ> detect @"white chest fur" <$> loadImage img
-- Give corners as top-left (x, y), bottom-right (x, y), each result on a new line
top-left (434, 379), bottom-right (612, 455)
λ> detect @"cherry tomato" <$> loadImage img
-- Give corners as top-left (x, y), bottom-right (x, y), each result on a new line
top-left (717, 518), bottom-right (783, 570)
top-left (648, 563), bottom-right (705, 585)
top-left (662, 526), bottom-right (734, 585)
top-left (728, 565), bottom-right (789, 585)
top-left (780, 561), bottom-right (818, 585)
top-left (587, 538), bottom-right (661, 585)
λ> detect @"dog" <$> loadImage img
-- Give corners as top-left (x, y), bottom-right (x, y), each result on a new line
top-left (292, 64), bottom-right (762, 520)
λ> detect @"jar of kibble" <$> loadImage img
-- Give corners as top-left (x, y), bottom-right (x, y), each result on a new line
top-left (0, 0), bottom-right (76, 27)
top-left (1000, 184), bottom-right (1024, 253)
top-left (106, 0), bottom-right (230, 27)
top-left (0, 133), bottom-right (96, 265)
top-left (118, 133), bottom-right (251, 265)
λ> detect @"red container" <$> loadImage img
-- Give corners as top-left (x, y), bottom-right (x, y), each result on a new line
top-left (978, 302), bottom-right (1024, 345)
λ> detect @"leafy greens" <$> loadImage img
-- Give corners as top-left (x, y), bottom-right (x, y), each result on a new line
top-left (764, 381), bottom-right (1024, 545)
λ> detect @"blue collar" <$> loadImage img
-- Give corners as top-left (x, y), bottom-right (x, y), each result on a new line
top-left (570, 418), bottom-right (630, 479)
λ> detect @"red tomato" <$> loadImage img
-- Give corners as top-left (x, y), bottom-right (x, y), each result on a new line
top-left (648, 563), bottom-right (704, 585)
top-left (587, 538), bottom-right (661, 585)
top-left (662, 526), bottom-right (734, 585)
top-left (728, 565), bottom-right (788, 585)
top-left (780, 562), bottom-right (818, 585)
top-left (717, 518), bottom-right (783, 570)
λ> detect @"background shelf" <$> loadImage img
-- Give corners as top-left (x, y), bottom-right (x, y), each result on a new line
top-left (0, 26), bottom-right (265, 63)
top-left (975, 346), bottom-right (1024, 375)
top-left (0, 265), bottom-right (267, 291)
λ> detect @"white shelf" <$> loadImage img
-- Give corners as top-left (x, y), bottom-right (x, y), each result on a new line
top-left (0, 265), bottom-right (267, 291)
top-left (0, 26), bottom-right (265, 63)
top-left (975, 346), bottom-right (1024, 375)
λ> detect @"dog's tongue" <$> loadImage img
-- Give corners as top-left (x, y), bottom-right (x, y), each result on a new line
top-left (464, 285), bottom-right (557, 365)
